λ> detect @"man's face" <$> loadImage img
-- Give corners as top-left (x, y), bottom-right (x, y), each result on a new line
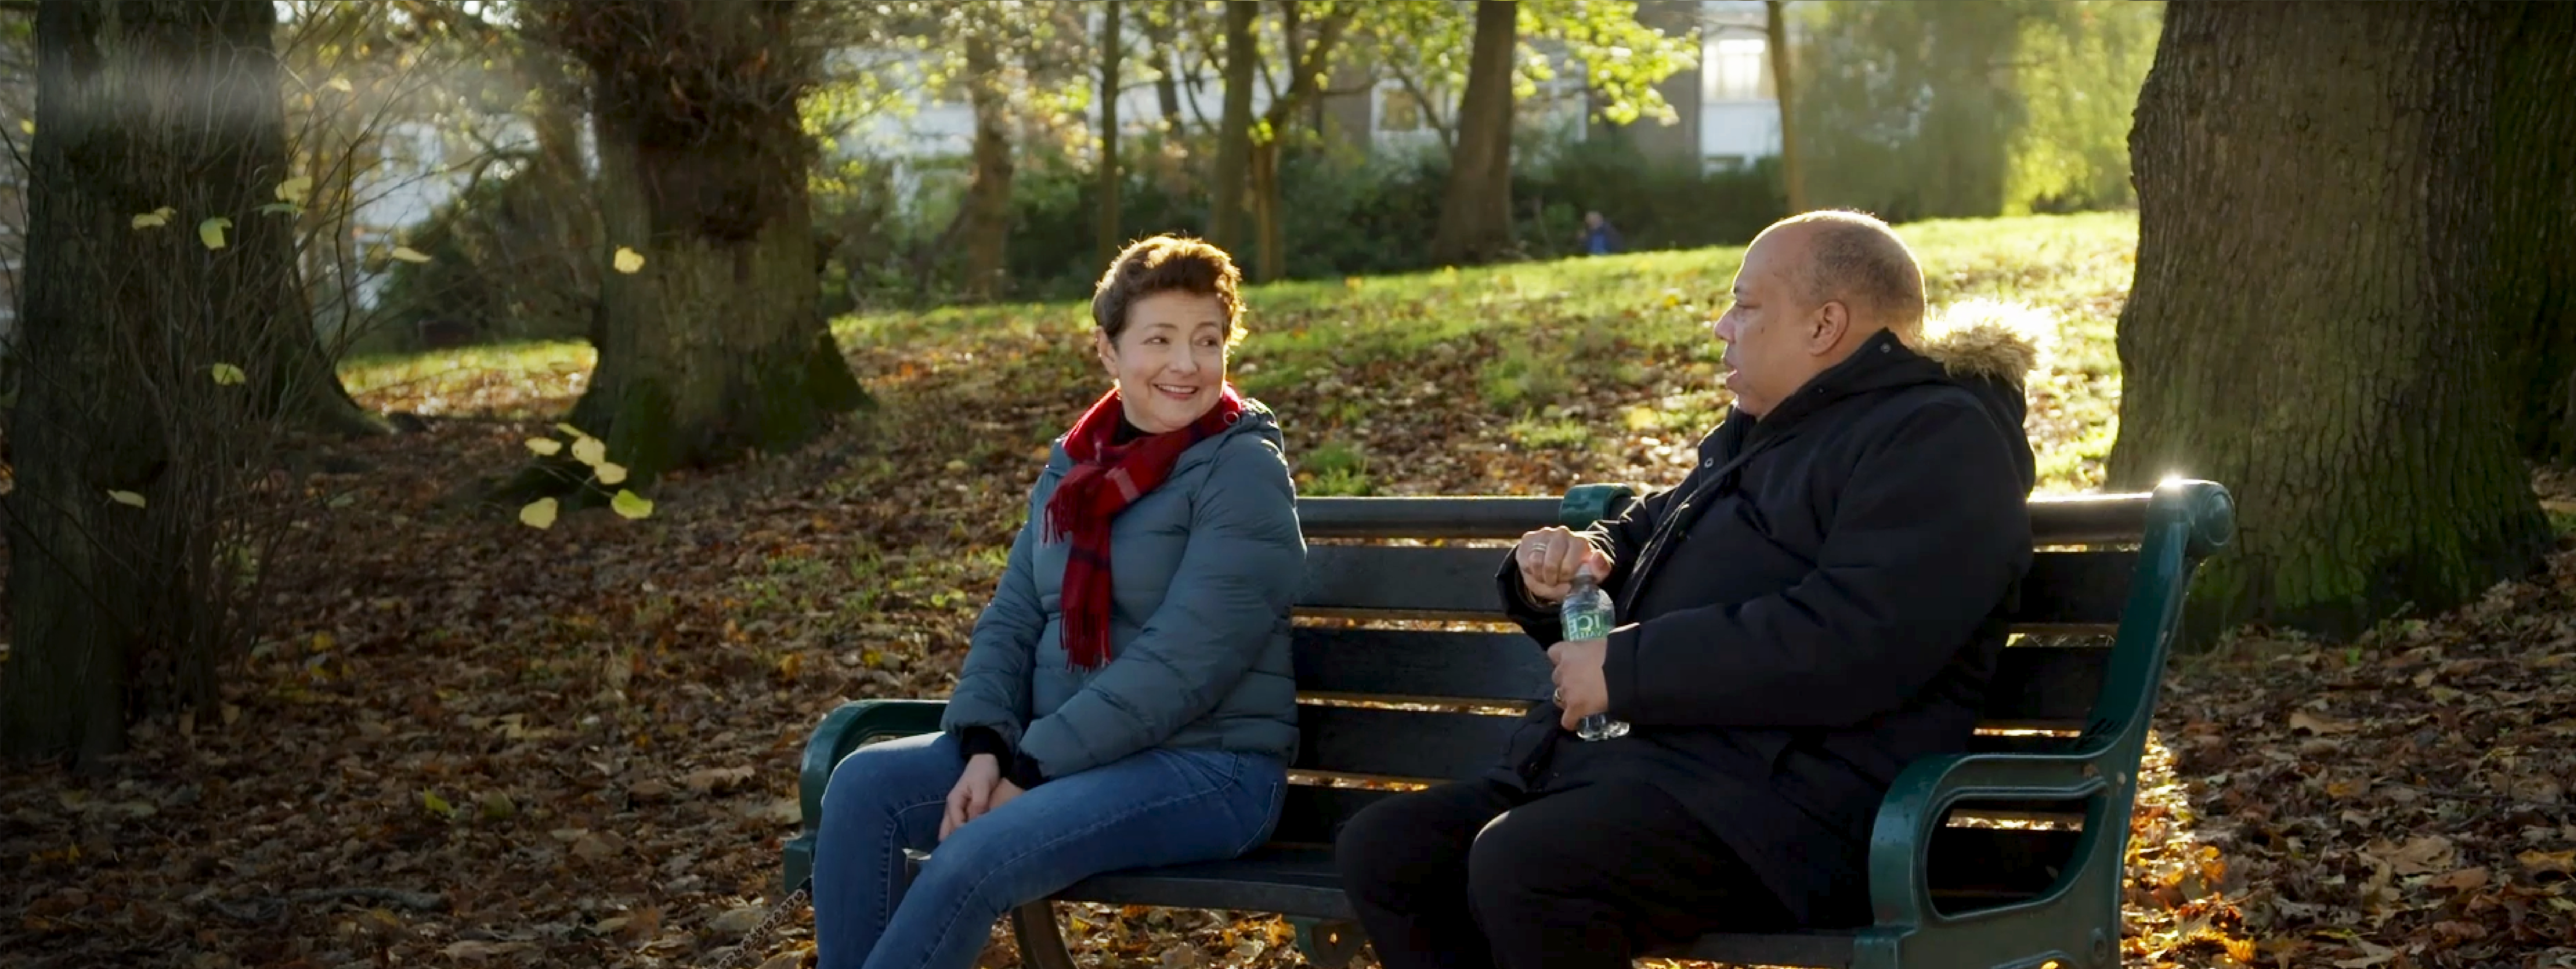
top-left (1712, 228), bottom-right (1823, 418)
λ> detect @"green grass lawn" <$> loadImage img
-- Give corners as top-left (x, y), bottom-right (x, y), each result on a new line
top-left (844, 209), bottom-right (2137, 495)
top-left (343, 210), bottom-right (2139, 496)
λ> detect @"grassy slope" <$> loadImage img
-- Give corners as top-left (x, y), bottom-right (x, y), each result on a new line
top-left (343, 210), bottom-right (2139, 503)
top-left (817, 210), bottom-right (2138, 499)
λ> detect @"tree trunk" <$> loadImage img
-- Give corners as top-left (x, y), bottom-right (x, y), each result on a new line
top-left (1917, 1), bottom-right (2021, 219)
top-left (1246, 2), bottom-right (1353, 284)
top-left (2490, 4), bottom-right (2576, 462)
top-left (959, 29), bottom-right (1014, 301)
top-left (521, 0), bottom-right (866, 501)
top-left (1431, 0), bottom-right (1518, 266)
top-left (516, 62), bottom-right (603, 347)
top-left (4, 0), bottom-right (308, 764)
top-left (2108, 0), bottom-right (2549, 643)
top-left (1766, 0), bottom-right (1805, 213)
top-left (1150, 1), bottom-right (1184, 131)
top-left (1096, 1), bottom-right (1123, 269)
top-left (1249, 139), bottom-right (1281, 281)
top-left (1208, 0), bottom-right (1256, 255)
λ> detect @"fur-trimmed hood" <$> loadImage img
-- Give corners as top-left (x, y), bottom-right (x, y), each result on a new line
top-left (1910, 297), bottom-right (2055, 392)
top-left (1702, 297), bottom-right (2051, 494)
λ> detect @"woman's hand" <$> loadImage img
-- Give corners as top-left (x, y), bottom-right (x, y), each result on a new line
top-left (941, 754), bottom-right (1004, 841)
top-left (1515, 527), bottom-right (1614, 605)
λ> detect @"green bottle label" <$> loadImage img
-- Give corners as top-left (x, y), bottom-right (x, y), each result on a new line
top-left (1563, 605), bottom-right (1610, 641)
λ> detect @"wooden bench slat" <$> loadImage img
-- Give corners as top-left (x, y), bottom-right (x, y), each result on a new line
top-left (1295, 705), bottom-right (1522, 779)
top-left (1268, 785), bottom-right (1399, 846)
top-left (1296, 496), bottom-right (1563, 539)
top-left (1292, 629), bottom-right (1549, 701)
top-left (2012, 550), bottom-right (2135, 628)
top-left (1979, 644), bottom-right (2107, 728)
top-left (1291, 628), bottom-right (2107, 728)
top-left (1295, 547), bottom-right (2137, 630)
top-left (1293, 492), bottom-right (2158, 546)
top-left (1296, 546), bottom-right (1512, 620)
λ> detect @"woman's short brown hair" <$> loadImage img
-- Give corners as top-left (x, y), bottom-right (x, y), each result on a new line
top-left (1090, 234), bottom-right (1244, 341)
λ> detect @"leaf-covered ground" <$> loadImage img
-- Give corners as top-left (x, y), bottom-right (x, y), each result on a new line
top-left (5, 212), bottom-right (2570, 968)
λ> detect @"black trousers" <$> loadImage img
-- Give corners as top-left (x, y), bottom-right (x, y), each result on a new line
top-left (1333, 778), bottom-right (1796, 969)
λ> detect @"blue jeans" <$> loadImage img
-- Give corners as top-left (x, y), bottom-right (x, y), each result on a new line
top-left (811, 730), bottom-right (1288, 969)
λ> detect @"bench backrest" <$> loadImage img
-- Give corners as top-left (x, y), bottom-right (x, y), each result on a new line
top-left (1265, 480), bottom-right (2235, 895)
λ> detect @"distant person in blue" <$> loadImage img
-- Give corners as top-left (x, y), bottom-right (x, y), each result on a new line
top-left (1579, 210), bottom-right (1622, 256)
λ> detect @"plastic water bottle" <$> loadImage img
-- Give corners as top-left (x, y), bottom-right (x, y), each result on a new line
top-left (1558, 569), bottom-right (1631, 741)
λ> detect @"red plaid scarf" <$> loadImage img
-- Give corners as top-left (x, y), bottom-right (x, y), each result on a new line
top-left (1044, 383), bottom-right (1248, 670)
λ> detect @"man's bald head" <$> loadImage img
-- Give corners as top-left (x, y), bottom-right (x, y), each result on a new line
top-left (1760, 210), bottom-right (1927, 342)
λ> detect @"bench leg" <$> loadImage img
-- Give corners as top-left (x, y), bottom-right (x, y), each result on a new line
top-left (1288, 917), bottom-right (1365, 969)
top-left (1009, 900), bottom-right (1078, 969)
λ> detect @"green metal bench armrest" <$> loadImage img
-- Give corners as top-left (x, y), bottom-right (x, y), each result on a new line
top-left (1865, 745), bottom-right (2123, 928)
top-left (1559, 483), bottom-right (1637, 529)
top-left (783, 699), bottom-right (947, 894)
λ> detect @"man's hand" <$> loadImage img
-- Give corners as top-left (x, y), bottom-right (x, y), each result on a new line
top-left (1547, 637), bottom-right (1611, 730)
top-left (1515, 527), bottom-right (1615, 605)
top-left (941, 753), bottom-right (1004, 841)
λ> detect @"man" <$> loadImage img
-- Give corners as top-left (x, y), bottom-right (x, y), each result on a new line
top-left (1333, 210), bottom-right (2044, 969)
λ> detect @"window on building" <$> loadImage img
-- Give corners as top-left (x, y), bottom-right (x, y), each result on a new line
top-left (1703, 37), bottom-right (1774, 102)
top-left (1378, 87), bottom-right (1427, 134)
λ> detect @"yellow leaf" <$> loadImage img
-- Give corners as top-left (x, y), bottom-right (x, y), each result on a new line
top-left (524, 437), bottom-right (563, 456)
top-left (556, 422), bottom-right (587, 438)
top-left (107, 490), bottom-right (146, 508)
top-left (610, 489), bottom-right (654, 520)
top-left (389, 246), bottom-right (432, 264)
top-left (519, 498), bottom-right (559, 529)
top-left (2521, 849), bottom-right (2576, 877)
top-left (776, 653), bottom-right (804, 679)
top-left (612, 247), bottom-right (645, 273)
top-left (275, 175), bottom-right (312, 204)
top-left (325, 75), bottom-right (354, 93)
top-left (18, 119), bottom-right (30, 134)
top-left (571, 436), bottom-right (607, 467)
top-left (198, 216), bottom-right (231, 250)
top-left (209, 363), bottom-right (246, 386)
top-left (594, 462), bottom-right (628, 485)
top-left (131, 211), bottom-right (169, 229)
top-left (421, 790), bottom-right (454, 818)
top-left (311, 631), bottom-right (335, 653)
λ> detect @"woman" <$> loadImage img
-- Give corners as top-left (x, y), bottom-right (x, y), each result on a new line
top-left (811, 235), bottom-right (1305, 969)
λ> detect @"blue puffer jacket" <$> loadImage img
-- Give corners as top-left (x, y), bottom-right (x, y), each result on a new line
top-left (940, 398), bottom-right (1304, 779)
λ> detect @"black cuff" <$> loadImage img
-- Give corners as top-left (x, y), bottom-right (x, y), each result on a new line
top-left (1006, 750), bottom-right (1050, 790)
top-left (958, 726), bottom-right (1012, 763)
top-left (1496, 554), bottom-right (1566, 640)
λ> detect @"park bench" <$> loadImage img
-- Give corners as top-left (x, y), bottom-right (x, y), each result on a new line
top-left (782, 476), bottom-right (2235, 969)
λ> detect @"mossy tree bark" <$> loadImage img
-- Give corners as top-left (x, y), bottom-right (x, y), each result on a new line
top-left (2488, 4), bottom-right (2576, 463)
top-left (521, 0), bottom-right (867, 502)
top-left (4, 0), bottom-right (324, 764)
top-left (2109, 0), bottom-right (2551, 643)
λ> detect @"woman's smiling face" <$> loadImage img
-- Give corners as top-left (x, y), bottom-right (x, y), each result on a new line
top-left (1097, 290), bottom-right (1230, 433)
